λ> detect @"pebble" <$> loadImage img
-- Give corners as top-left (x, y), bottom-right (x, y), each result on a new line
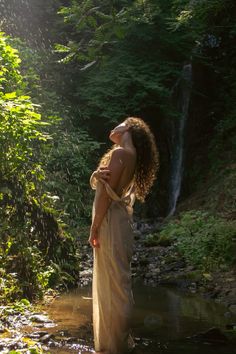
top-left (29, 314), bottom-right (53, 323)
top-left (40, 333), bottom-right (54, 343)
top-left (229, 305), bottom-right (236, 315)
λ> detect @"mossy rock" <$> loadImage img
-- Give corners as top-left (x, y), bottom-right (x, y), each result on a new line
top-left (184, 270), bottom-right (202, 281)
top-left (139, 257), bottom-right (149, 266)
top-left (144, 233), bottom-right (160, 247)
top-left (165, 255), bottom-right (178, 264)
top-left (225, 326), bottom-right (236, 343)
top-left (156, 235), bottom-right (172, 247)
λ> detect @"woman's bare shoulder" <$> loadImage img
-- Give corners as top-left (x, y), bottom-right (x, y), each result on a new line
top-left (112, 147), bottom-right (136, 161)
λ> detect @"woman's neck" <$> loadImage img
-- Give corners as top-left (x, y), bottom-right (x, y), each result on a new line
top-left (119, 132), bottom-right (135, 151)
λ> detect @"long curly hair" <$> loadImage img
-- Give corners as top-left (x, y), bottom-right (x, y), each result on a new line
top-left (98, 117), bottom-right (159, 202)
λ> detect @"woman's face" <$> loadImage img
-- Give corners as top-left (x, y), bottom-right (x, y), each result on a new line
top-left (109, 122), bottom-right (129, 144)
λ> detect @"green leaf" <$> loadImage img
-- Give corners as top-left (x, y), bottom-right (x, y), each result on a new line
top-left (4, 92), bottom-right (17, 99)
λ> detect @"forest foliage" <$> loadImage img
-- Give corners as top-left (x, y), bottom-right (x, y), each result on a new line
top-left (0, 0), bottom-right (235, 301)
top-left (0, 32), bottom-right (80, 302)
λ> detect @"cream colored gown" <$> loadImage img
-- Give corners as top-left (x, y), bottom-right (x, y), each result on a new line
top-left (90, 173), bottom-right (135, 354)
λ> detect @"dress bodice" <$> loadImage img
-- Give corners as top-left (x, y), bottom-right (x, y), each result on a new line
top-left (90, 172), bottom-right (135, 215)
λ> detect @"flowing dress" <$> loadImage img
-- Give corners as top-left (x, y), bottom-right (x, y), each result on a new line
top-left (90, 173), bottom-right (135, 354)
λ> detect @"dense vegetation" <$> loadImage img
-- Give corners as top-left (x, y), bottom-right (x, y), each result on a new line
top-left (0, 0), bottom-right (235, 302)
top-left (0, 32), bottom-right (81, 302)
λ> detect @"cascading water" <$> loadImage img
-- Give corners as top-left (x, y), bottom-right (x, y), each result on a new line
top-left (167, 63), bottom-right (192, 217)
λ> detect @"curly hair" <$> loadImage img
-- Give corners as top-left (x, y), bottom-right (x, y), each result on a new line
top-left (125, 117), bottom-right (159, 201)
top-left (98, 117), bottom-right (159, 202)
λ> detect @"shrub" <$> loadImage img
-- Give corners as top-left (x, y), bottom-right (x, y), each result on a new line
top-left (159, 210), bottom-right (236, 269)
top-left (0, 32), bottom-right (80, 302)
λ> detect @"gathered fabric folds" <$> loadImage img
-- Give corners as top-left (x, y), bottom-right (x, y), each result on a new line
top-left (91, 175), bottom-right (135, 354)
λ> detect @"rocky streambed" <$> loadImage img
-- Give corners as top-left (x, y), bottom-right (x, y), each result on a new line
top-left (1, 220), bottom-right (236, 353)
top-left (0, 300), bottom-right (55, 353)
top-left (79, 220), bottom-right (236, 314)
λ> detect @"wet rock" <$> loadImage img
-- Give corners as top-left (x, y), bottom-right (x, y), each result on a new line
top-left (80, 269), bottom-right (93, 277)
top-left (28, 330), bottom-right (48, 339)
top-left (188, 282), bottom-right (197, 291)
top-left (80, 254), bottom-right (88, 261)
top-left (225, 277), bottom-right (235, 283)
top-left (224, 311), bottom-right (232, 318)
top-left (58, 329), bottom-right (70, 337)
top-left (135, 222), bottom-right (154, 234)
top-left (151, 268), bottom-right (160, 275)
top-left (148, 263), bottom-right (156, 269)
top-left (47, 339), bottom-right (57, 347)
top-left (82, 245), bottom-right (90, 251)
top-left (186, 265), bottom-right (195, 272)
top-left (0, 325), bottom-right (5, 333)
top-left (138, 257), bottom-right (149, 266)
top-left (157, 237), bottom-right (172, 247)
top-left (189, 327), bottom-right (228, 343)
top-left (65, 336), bottom-right (78, 343)
top-left (225, 289), bottom-right (236, 304)
top-left (226, 323), bottom-right (236, 330)
top-left (0, 337), bottom-right (28, 351)
top-left (29, 314), bottom-right (53, 323)
top-left (229, 305), bottom-right (236, 315)
top-left (134, 230), bottom-right (142, 240)
top-left (40, 333), bottom-right (54, 343)
top-left (145, 272), bottom-right (152, 279)
top-left (144, 314), bottom-right (163, 328)
top-left (34, 323), bottom-right (47, 328)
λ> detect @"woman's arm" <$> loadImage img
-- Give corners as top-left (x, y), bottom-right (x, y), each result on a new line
top-left (89, 148), bottom-right (127, 247)
top-left (90, 167), bottom-right (111, 189)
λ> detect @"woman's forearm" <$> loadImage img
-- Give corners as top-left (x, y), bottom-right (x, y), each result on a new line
top-left (92, 184), bottom-right (111, 229)
top-left (90, 170), bottom-right (98, 190)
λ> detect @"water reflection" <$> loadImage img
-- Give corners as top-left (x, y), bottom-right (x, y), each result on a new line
top-left (131, 284), bottom-right (229, 340)
top-left (45, 284), bottom-right (236, 354)
top-left (46, 287), bottom-right (93, 337)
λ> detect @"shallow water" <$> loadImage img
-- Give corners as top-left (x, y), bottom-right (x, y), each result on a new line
top-left (41, 283), bottom-right (236, 354)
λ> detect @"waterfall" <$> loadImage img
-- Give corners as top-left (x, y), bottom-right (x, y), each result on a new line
top-left (167, 63), bottom-right (192, 217)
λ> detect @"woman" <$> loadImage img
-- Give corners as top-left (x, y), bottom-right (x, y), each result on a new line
top-left (89, 117), bottom-right (159, 354)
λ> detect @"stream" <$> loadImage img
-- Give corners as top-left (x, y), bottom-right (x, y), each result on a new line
top-left (30, 283), bottom-right (236, 354)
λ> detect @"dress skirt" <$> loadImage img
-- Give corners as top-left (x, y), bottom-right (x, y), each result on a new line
top-left (92, 196), bottom-right (135, 354)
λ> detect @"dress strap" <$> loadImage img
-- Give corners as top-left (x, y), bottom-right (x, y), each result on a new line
top-left (90, 171), bottom-right (136, 214)
top-left (100, 179), bottom-right (136, 215)
top-left (100, 179), bottom-right (122, 201)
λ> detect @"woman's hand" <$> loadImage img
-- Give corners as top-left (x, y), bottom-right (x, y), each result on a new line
top-left (94, 167), bottom-right (111, 182)
top-left (88, 225), bottom-right (100, 248)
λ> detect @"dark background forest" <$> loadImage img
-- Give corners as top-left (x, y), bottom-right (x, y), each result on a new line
top-left (0, 0), bottom-right (235, 302)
